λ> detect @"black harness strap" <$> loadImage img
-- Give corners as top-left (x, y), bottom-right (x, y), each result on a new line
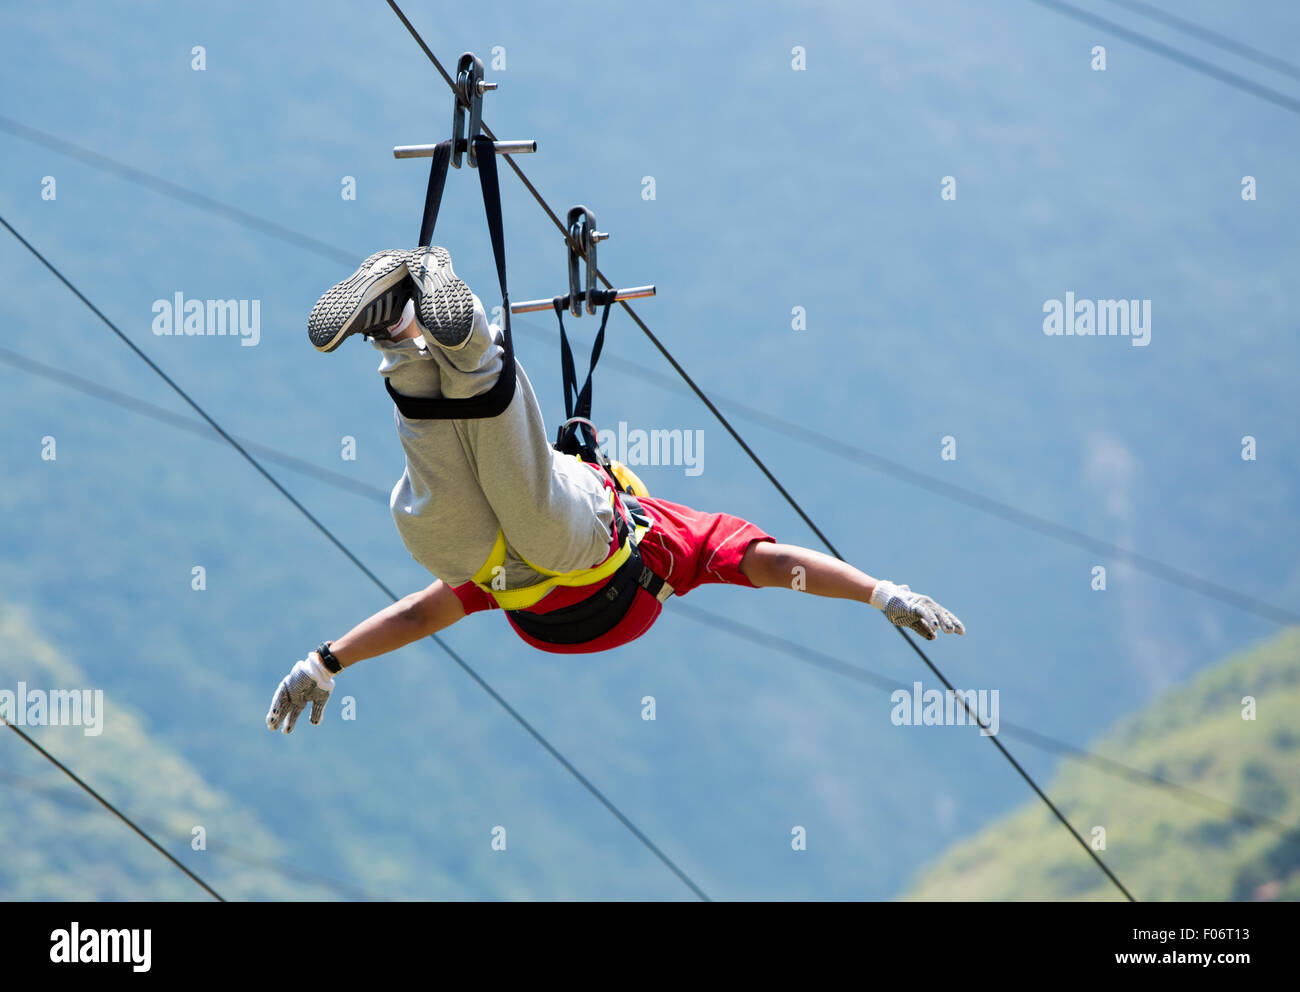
top-left (506, 540), bottom-right (668, 645)
top-left (505, 490), bottom-right (670, 646)
top-left (557, 294), bottom-right (615, 423)
top-left (417, 140), bottom-right (452, 249)
top-left (553, 291), bottom-right (624, 474)
top-left (387, 134), bottom-right (518, 420)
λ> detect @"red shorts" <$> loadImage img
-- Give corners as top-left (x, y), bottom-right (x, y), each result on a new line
top-left (450, 492), bottom-right (773, 653)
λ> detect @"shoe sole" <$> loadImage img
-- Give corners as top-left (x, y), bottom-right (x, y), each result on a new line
top-left (405, 247), bottom-right (475, 349)
top-left (308, 250), bottom-right (411, 353)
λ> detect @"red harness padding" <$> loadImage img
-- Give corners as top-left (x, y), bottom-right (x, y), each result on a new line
top-left (504, 466), bottom-right (670, 654)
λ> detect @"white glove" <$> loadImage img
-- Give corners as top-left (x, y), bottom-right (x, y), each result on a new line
top-left (871, 581), bottom-right (965, 641)
top-left (266, 653), bottom-right (335, 734)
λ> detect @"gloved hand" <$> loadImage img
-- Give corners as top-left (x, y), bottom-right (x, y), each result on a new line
top-left (266, 652), bottom-right (335, 734)
top-left (871, 581), bottom-right (965, 641)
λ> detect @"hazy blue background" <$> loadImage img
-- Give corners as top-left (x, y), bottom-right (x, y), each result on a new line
top-left (1, 0), bottom-right (1296, 900)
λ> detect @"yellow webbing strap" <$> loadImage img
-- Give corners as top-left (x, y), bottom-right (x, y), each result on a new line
top-left (471, 486), bottom-right (653, 611)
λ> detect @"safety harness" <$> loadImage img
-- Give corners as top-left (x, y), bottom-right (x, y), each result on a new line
top-left (505, 488), bottom-right (673, 646)
top-left (500, 293), bottom-right (674, 646)
top-left (386, 108), bottom-right (670, 647)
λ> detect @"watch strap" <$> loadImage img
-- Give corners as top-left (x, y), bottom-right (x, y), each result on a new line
top-left (317, 641), bottom-right (342, 674)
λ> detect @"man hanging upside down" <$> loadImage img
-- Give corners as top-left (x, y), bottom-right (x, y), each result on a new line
top-left (267, 248), bottom-right (964, 733)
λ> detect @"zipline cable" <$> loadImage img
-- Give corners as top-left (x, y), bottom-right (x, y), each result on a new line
top-left (385, 0), bottom-right (1137, 902)
top-left (0, 770), bottom-right (377, 900)
top-left (10, 347), bottom-right (1294, 848)
top-left (1101, 0), bottom-right (1300, 82)
top-left (0, 213), bottom-right (710, 903)
top-left (1029, 0), bottom-right (1300, 116)
top-left (1, 119), bottom-right (1291, 625)
top-left (1, 717), bottom-right (226, 901)
top-left (0, 346), bottom-right (389, 502)
top-left (573, 339), bottom-right (1300, 627)
top-left (673, 603), bottom-right (1300, 849)
top-left (0, 115), bottom-right (355, 264)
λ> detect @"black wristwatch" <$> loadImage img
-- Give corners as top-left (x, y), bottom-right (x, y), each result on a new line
top-left (317, 641), bottom-right (343, 674)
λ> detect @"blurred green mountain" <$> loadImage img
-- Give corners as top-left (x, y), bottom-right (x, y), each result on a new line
top-left (0, 605), bottom-right (308, 900)
top-left (904, 628), bottom-right (1300, 901)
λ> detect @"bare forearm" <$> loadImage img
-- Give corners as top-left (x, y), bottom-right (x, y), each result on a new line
top-left (740, 542), bottom-right (878, 603)
top-left (326, 581), bottom-right (466, 670)
top-left (738, 540), bottom-right (965, 640)
top-left (268, 581), bottom-right (467, 735)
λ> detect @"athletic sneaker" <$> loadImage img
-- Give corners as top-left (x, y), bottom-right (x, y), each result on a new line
top-left (404, 246), bottom-right (476, 350)
top-left (307, 250), bottom-right (414, 353)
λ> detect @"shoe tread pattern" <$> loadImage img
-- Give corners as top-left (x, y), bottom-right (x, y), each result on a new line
top-left (406, 246), bottom-right (475, 349)
top-left (308, 250), bottom-right (409, 352)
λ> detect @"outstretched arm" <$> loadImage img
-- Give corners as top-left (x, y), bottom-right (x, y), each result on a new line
top-left (266, 580), bottom-right (467, 733)
top-left (323, 580), bottom-right (467, 672)
top-left (739, 541), bottom-right (964, 640)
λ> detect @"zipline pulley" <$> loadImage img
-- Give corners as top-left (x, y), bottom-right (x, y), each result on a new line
top-left (392, 52), bottom-right (537, 165)
top-left (451, 53), bottom-right (493, 168)
top-left (567, 206), bottom-right (606, 316)
top-left (510, 205), bottom-right (655, 482)
top-left (511, 205), bottom-right (655, 316)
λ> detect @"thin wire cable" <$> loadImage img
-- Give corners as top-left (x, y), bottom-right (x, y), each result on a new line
top-left (1100, 0), bottom-right (1300, 82)
top-left (385, 0), bottom-right (1136, 902)
top-left (13, 349), bottom-right (1292, 845)
top-left (0, 346), bottom-right (389, 502)
top-left (526, 330), bottom-right (1299, 627)
top-left (2, 718), bottom-right (225, 901)
top-left (0, 214), bottom-right (710, 904)
top-left (0, 770), bottom-right (378, 900)
top-left (895, 624), bottom-right (1135, 899)
top-left (673, 603), bottom-right (1300, 848)
top-left (0, 114), bottom-right (355, 265)
top-left (1, 121), bottom-right (1290, 624)
top-left (1028, 0), bottom-right (1300, 116)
